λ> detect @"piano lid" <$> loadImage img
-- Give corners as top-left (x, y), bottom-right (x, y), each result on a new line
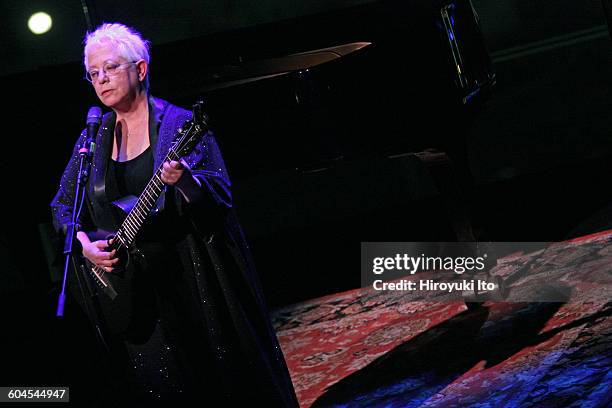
top-left (199, 42), bottom-right (372, 92)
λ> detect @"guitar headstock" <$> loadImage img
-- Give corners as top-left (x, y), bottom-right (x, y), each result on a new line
top-left (192, 99), bottom-right (209, 128)
top-left (172, 99), bottom-right (210, 158)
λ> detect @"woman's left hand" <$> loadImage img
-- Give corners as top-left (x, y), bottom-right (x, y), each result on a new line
top-left (161, 160), bottom-right (188, 185)
top-left (161, 159), bottom-right (203, 202)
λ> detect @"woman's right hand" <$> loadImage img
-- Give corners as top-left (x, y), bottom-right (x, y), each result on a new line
top-left (82, 239), bottom-right (120, 272)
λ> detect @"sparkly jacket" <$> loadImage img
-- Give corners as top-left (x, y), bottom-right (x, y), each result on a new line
top-left (50, 96), bottom-right (298, 407)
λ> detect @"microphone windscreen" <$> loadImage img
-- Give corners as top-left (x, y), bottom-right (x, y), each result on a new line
top-left (87, 106), bottom-right (103, 125)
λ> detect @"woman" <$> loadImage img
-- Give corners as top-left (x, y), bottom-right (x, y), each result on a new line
top-left (51, 23), bottom-right (298, 407)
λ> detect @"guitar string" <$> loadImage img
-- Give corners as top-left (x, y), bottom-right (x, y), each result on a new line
top-left (91, 120), bottom-right (200, 293)
top-left (92, 123), bottom-right (198, 291)
top-left (94, 148), bottom-right (182, 284)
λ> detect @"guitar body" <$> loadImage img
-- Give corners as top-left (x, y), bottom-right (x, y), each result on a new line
top-left (82, 199), bottom-right (160, 341)
top-left (83, 245), bottom-right (161, 344)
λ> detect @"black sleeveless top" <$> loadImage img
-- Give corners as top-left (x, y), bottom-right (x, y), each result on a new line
top-left (109, 146), bottom-right (153, 197)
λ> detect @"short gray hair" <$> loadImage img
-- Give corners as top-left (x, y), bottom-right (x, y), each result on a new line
top-left (84, 23), bottom-right (150, 89)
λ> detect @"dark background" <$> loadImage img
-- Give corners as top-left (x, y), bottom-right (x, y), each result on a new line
top-left (2, 0), bottom-right (611, 304)
top-left (1, 0), bottom-right (612, 399)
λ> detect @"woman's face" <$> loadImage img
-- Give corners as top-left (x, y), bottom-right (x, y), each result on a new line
top-left (86, 41), bottom-right (146, 110)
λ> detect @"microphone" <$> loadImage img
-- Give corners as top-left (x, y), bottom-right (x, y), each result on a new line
top-left (81, 106), bottom-right (102, 156)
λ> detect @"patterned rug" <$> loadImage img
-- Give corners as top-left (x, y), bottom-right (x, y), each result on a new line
top-left (272, 230), bottom-right (612, 407)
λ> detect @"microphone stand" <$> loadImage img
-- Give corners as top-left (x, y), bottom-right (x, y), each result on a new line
top-left (55, 134), bottom-right (113, 362)
top-left (54, 133), bottom-right (114, 380)
top-left (56, 140), bottom-right (95, 318)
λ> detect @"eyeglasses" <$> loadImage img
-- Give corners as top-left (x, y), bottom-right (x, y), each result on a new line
top-left (85, 61), bottom-right (137, 83)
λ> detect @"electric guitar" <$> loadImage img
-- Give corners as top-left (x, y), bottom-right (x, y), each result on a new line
top-left (84, 101), bottom-right (209, 300)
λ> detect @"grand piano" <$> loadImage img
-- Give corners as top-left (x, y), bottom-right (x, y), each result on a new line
top-left (159, 0), bottom-right (495, 177)
top-left (158, 0), bottom-right (496, 305)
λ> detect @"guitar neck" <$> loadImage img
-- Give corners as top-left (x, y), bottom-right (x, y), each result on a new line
top-left (114, 149), bottom-right (181, 247)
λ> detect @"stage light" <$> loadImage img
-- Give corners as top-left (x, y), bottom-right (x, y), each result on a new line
top-left (28, 12), bottom-right (53, 35)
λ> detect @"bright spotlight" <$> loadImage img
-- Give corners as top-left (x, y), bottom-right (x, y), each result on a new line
top-left (28, 12), bottom-right (53, 35)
